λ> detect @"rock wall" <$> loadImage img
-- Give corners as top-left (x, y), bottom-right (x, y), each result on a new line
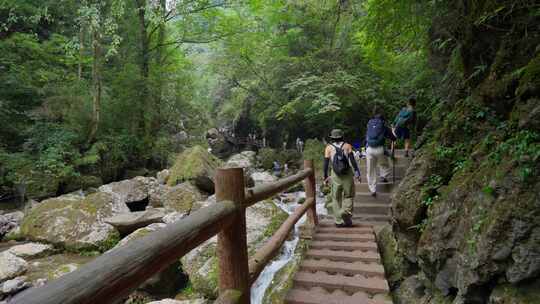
top-left (380, 2), bottom-right (540, 303)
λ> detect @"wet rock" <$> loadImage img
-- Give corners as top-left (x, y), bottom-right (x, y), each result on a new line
top-left (0, 252), bottom-right (28, 282)
top-left (251, 171), bottom-right (277, 186)
top-left (167, 146), bottom-right (222, 194)
top-left (157, 169), bottom-right (170, 185)
top-left (7, 243), bottom-right (54, 259)
top-left (104, 209), bottom-right (165, 235)
top-left (20, 192), bottom-right (121, 250)
top-left (0, 276), bottom-right (30, 295)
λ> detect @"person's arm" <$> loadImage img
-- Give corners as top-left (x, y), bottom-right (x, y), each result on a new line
top-left (323, 145), bottom-right (331, 180)
top-left (386, 126), bottom-right (397, 141)
top-left (348, 152), bottom-right (360, 177)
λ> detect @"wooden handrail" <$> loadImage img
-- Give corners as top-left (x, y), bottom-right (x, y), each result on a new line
top-left (12, 201), bottom-right (238, 304)
top-left (13, 160), bottom-right (317, 304)
top-left (244, 168), bottom-right (313, 207)
top-left (248, 197), bottom-right (315, 285)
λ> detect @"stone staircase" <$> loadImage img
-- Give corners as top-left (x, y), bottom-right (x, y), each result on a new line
top-left (284, 151), bottom-right (412, 304)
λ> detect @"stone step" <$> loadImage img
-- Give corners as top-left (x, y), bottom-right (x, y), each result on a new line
top-left (355, 182), bottom-right (396, 193)
top-left (317, 226), bottom-right (373, 234)
top-left (285, 288), bottom-right (392, 304)
top-left (292, 271), bottom-right (390, 294)
top-left (314, 233), bottom-right (375, 242)
top-left (355, 192), bottom-right (391, 204)
top-left (353, 203), bottom-right (390, 215)
top-left (300, 259), bottom-right (385, 277)
top-left (306, 249), bottom-right (380, 263)
top-left (318, 218), bottom-right (382, 228)
top-left (352, 214), bottom-right (391, 222)
top-left (310, 240), bottom-right (378, 252)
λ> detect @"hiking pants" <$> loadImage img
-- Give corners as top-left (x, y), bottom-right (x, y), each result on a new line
top-left (331, 170), bottom-right (354, 225)
top-left (366, 146), bottom-right (391, 193)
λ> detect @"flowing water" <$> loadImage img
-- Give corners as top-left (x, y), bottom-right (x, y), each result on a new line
top-left (250, 189), bottom-right (327, 304)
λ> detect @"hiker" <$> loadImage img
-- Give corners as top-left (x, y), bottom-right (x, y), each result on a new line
top-left (366, 114), bottom-right (396, 197)
top-left (283, 163), bottom-right (289, 176)
top-left (392, 97), bottom-right (417, 157)
top-left (323, 129), bottom-right (361, 227)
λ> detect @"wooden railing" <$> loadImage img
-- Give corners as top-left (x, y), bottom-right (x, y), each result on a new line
top-left (12, 160), bottom-right (318, 304)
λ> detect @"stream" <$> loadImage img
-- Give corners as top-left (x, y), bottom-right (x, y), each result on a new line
top-left (250, 188), bottom-right (327, 304)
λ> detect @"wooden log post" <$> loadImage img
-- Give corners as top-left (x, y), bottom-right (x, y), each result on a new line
top-left (215, 168), bottom-right (250, 304)
top-left (303, 160), bottom-right (318, 226)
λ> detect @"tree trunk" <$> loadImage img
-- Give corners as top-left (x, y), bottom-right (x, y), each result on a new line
top-left (135, 0), bottom-right (151, 138)
top-left (78, 26), bottom-right (85, 81)
top-left (88, 29), bottom-right (101, 144)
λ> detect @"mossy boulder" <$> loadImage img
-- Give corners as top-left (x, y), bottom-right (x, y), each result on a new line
top-left (180, 200), bottom-right (288, 299)
top-left (114, 223), bottom-right (188, 298)
top-left (149, 183), bottom-right (204, 214)
top-left (20, 192), bottom-right (123, 251)
top-left (167, 146), bottom-right (222, 194)
top-left (488, 279), bottom-right (540, 304)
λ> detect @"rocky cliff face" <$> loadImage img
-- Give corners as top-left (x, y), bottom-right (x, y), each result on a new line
top-left (380, 2), bottom-right (540, 303)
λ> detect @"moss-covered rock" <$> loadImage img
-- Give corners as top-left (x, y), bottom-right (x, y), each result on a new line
top-left (20, 192), bottom-right (122, 251)
top-left (162, 183), bottom-right (204, 213)
top-left (113, 223), bottom-right (188, 298)
top-left (167, 146), bottom-right (222, 194)
top-left (180, 200), bottom-right (288, 299)
top-left (488, 279), bottom-right (540, 304)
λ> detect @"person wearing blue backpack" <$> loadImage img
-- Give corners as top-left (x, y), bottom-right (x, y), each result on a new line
top-left (392, 97), bottom-right (417, 157)
top-left (366, 114), bottom-right (396, 197)
top-left (323, 129), bottom-right (361, 227)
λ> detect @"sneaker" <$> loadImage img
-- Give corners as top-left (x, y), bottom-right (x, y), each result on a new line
top-left (381, 177), bottom-right (389, 183)
top-left (371, 192), bottom-right (377, 197)
top-left (335, 223), bottom-right (346, 228)
top-left (343, 217), bottom-right (353, 227)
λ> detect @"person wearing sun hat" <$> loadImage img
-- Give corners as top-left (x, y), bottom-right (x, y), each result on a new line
top-left (323, 129), bottom-right (361, 227)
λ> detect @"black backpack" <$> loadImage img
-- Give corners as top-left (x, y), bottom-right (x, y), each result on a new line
top-left (331, 143), bottom-right (350, 175)
top-left (366, 118), bottom-right (385, 147)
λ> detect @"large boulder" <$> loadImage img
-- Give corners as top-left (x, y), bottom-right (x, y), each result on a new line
top-left (0, 276), bottom-right (31, 296)
top-left (114, 223), bottom-right (187, 298)
top-left (150, 183), bottom-right (204, 213)
top-left (7, 243), bottom-right (54, 260)
top-left (0, 211), bottom-right (24, 239)
top-left (206, 128), bottom-right (236, 159)
top-left (19, 192), bottom-right (122, 251)
top-left (226, 151), bottom-right (256, 169)
top-left (0, 252), bottom-right (27, 283)
top-left (167, 146), bottom-right (222, 194)
top-left (251, 171), bottom-right (277, 186)
top-left (99, 176), bottom-right (159, 211)
top-left (104, 209), bottom-right (165, 235)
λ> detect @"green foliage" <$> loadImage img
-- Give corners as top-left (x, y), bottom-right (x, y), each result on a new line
top-left (258, 148), bottom-right (280, 170)
top-left (302, 139), bottom-right (326, 177)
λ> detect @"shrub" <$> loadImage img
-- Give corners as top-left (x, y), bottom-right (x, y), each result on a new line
top-left (302, 139), bottom-right (325, 177)
top-left (258, 148), bottom-right (280, 170)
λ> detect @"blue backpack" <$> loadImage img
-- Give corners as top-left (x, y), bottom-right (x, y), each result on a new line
top-left (366, 118), bottom-right (385, 147)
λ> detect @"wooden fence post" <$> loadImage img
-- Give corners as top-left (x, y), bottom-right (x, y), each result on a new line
top-left (215, 168), bottom-right (250, 304)
top-left (303, 160), bottom-right (318, 226)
